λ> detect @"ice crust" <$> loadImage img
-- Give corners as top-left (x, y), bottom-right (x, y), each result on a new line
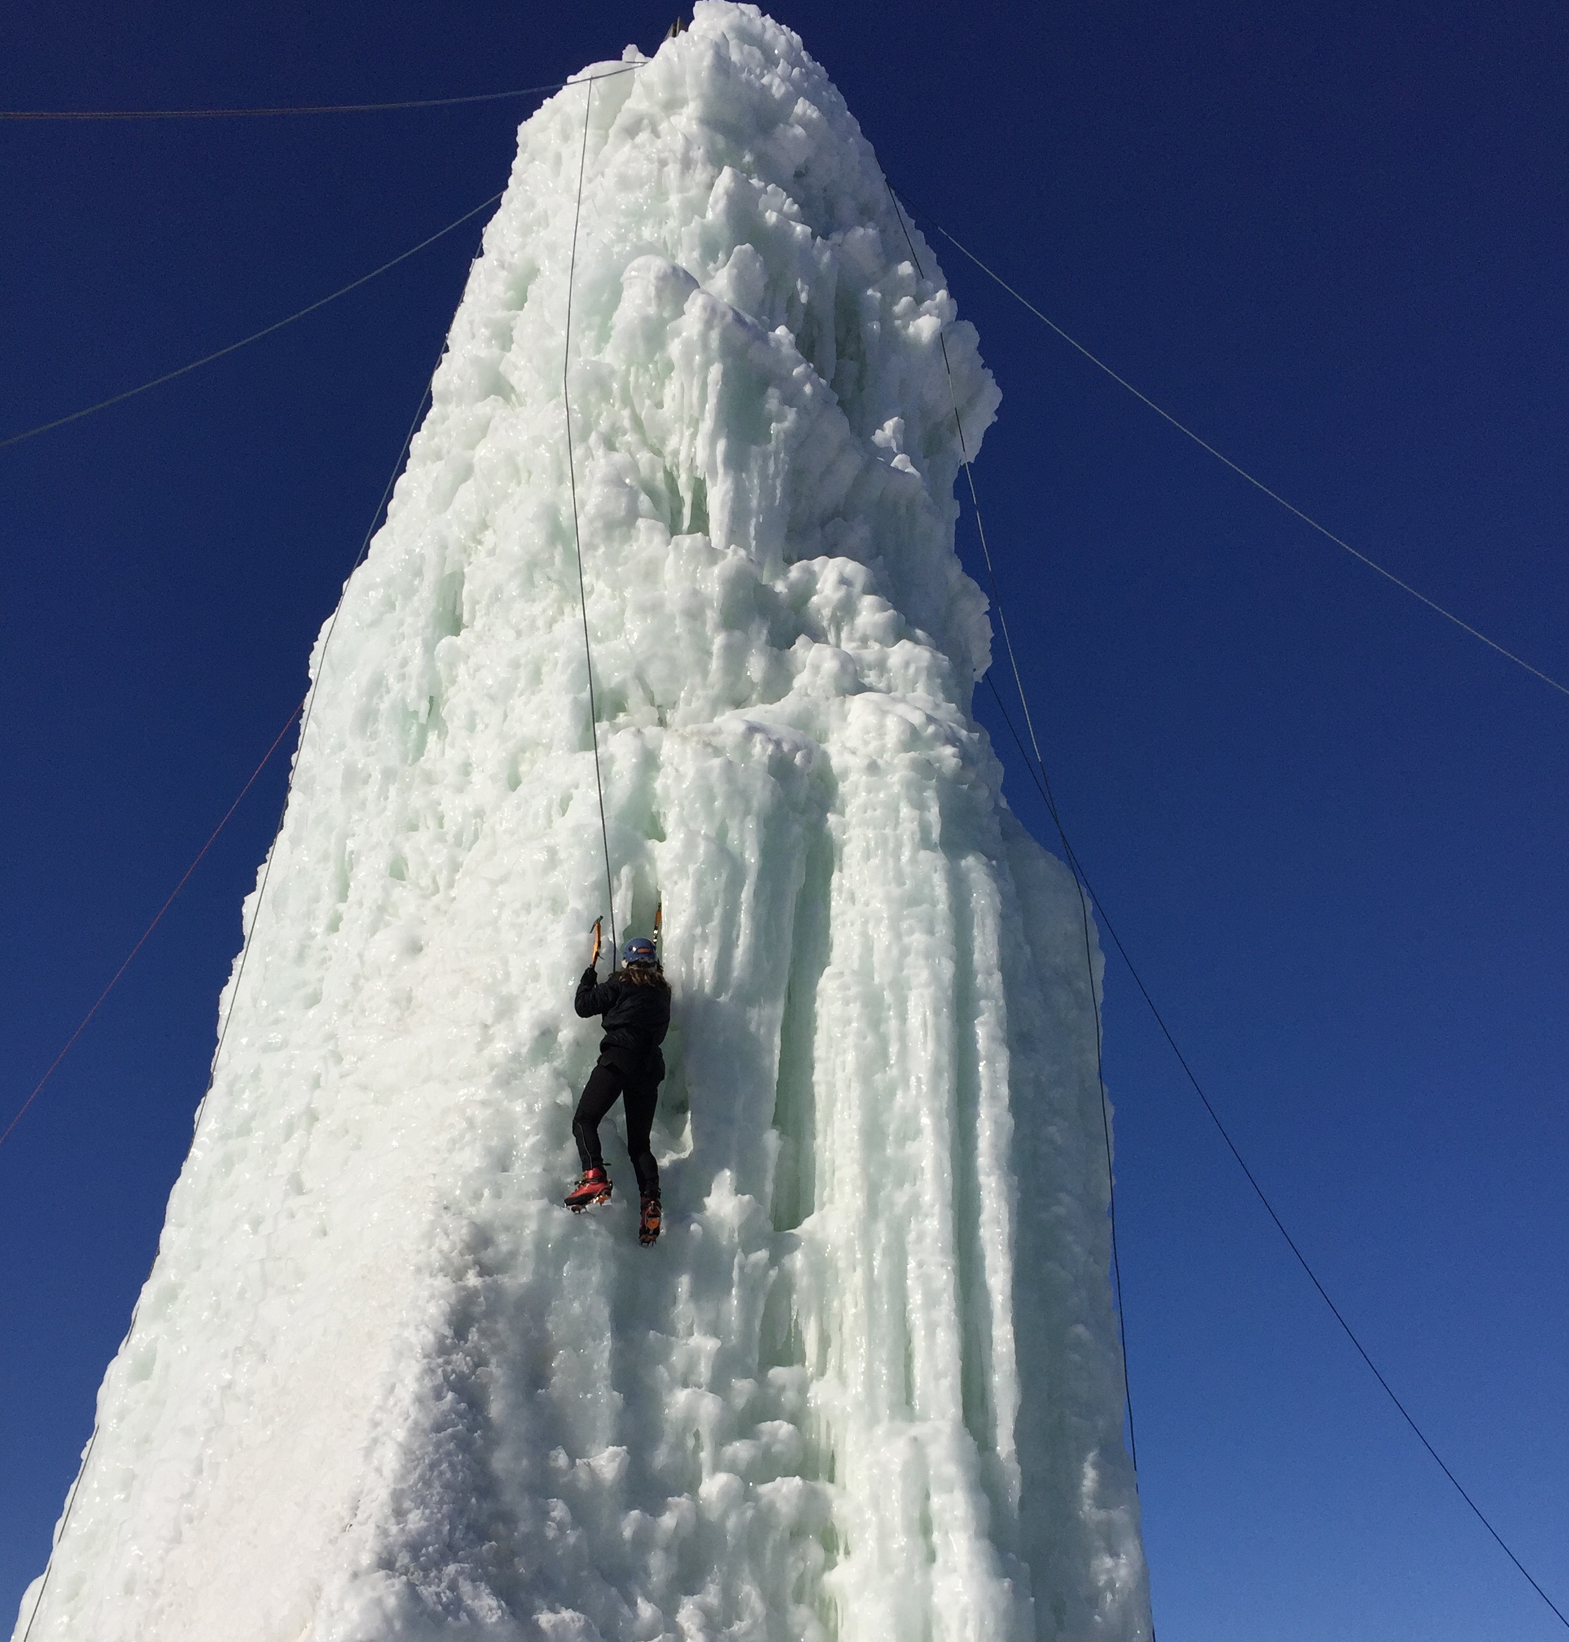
top-left (15, 7), bottom-right (1150, 1639)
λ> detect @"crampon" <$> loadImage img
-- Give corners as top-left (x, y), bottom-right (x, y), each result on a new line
top-left (638, 1193), bottom-right (662, 1245)
top-left (565, 1167), bottom-right (612, 1212)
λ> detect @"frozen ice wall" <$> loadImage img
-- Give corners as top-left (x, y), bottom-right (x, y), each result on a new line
top-left (15, 6), bottom-right (1150, 1640)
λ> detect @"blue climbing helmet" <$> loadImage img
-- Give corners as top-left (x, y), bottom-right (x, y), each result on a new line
top-left (623, 937), bottom-right (658, 968)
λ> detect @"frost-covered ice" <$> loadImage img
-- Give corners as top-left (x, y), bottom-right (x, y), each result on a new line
top-left (16, 7), bottom-right (1150, 1639)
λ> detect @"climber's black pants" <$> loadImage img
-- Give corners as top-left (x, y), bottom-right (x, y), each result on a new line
top-left (573, 1053), bottom-right (660, 1197)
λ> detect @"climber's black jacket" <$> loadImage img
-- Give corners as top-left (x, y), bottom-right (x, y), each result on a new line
top-left (575, 966), bottom-right (670, 1077)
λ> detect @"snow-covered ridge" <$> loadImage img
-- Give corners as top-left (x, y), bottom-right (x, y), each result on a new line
top-left (16, 6), bottom-right (1149, 1639)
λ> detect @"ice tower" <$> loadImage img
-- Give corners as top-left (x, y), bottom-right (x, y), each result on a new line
top-left (15, 7), bottom-right (1151, 1639)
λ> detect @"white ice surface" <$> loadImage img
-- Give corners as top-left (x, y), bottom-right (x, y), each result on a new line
top-left (15, 7), bottom-right (1149, 1639)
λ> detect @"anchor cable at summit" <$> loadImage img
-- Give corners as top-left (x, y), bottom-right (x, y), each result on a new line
top-left (0, 64), bottom-right (641, 120)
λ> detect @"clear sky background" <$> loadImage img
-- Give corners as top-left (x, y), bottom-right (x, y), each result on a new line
top-left (2, 2), bottom-right (1565, 1637)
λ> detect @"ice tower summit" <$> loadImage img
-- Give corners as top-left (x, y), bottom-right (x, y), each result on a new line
top-left (16, 7), bottom-right (1152, 1639)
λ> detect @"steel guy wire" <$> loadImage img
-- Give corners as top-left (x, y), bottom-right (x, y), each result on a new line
top-left (883, 180), bottom-right (1148, 1493)
top-left (0, 64), bottom-right (639, 120)
top-left (0, 190), bottom-right (503, 452)
top-left (979, 674), bottom-right (1569, 1633)
top-left (927, 215), bottom-right (1569, 701)
top-left (0, 699), bottom-right (303, 1152)
top-left (882, 180), bottom-right (1569, 1633)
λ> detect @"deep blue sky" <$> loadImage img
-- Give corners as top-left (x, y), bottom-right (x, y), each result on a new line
top-left (2, 2), bottom-right (1564, 1637)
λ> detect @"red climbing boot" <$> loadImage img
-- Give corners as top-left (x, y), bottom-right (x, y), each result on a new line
top-left (565, 1167), bottom-right (612, 1212)
top-left (638, 1193), bottom-right (662, 1246)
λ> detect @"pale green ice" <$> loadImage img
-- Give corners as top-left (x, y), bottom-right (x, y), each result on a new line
top-left (15, 8), bottom-right (1150, 1639)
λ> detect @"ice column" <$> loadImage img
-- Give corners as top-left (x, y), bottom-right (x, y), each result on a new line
top-left (16, 6), bottom-right (1150, 1640)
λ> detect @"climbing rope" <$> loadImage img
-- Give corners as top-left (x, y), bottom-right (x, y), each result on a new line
top-left (882, 185), bottom-right (1569, 1635)
top-left (562, 75), bottom-right (619, 963)
top-left (16, 336), bottom-right (452, 1642)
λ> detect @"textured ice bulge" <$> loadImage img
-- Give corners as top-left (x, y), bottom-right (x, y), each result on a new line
top-left (15, 7), bottom-right (1150, 1639)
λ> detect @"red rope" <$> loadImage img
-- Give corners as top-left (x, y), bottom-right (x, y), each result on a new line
top-left (0, 695), bottom-right (305, 1150)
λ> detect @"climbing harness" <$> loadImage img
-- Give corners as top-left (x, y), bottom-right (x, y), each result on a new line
top-left (563, 75), bottom-right (619, 962)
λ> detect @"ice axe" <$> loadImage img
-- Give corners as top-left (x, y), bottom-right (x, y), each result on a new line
top-left (589, 915), bottom-right (604, 968)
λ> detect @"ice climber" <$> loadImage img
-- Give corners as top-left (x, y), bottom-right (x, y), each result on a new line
top-left (566, 922), bottom-right (670, 1244)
